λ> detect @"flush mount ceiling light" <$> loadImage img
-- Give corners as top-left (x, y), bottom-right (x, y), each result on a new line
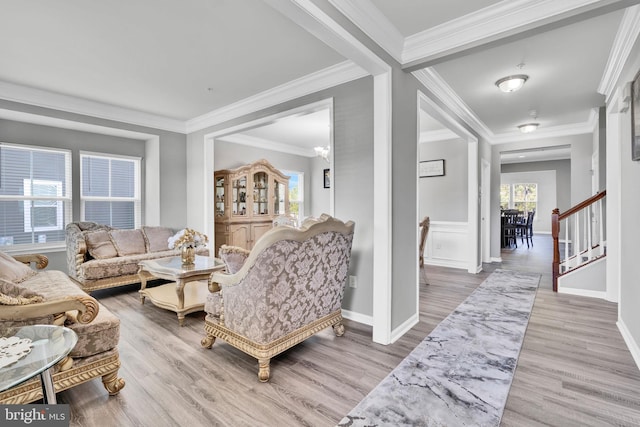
top-left (518, 123), bottom-right (539, 133)
top-left (495, 74), bottom-right (529, 93)
top-left (518, 109), bottom-right (539, 133)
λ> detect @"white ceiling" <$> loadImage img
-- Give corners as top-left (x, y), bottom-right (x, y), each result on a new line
top-left (0, 0), bottom-right (637, 160)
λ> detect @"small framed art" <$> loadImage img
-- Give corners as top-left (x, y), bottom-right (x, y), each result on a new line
top-left (323, 168), bottom-right (330, 188)
top-left (419, 159), bottom-right (445, 177)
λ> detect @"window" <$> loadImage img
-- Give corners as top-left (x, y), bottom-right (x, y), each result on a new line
top-left (501, 182), bottom-right (537, 213)
top-left (513, 183), bottom-right (537, 213)
top-left (0, 143), bottom-right (71, 248)
top-left (500, 184), bottom-right (510, 209)
top-left (81, 152), bottom-right (141, 229)
top-left (283, 170), bottom-right (304, 223)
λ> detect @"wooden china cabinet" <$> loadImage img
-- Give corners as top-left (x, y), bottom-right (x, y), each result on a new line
top-left (213, 159), bottom-right (290, 255)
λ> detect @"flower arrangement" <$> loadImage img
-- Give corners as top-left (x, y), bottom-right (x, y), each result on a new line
top-left (168, 228), bottom-right (208, 250)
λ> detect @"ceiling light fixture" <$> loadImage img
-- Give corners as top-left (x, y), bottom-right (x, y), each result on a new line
top-left (518, 109), bottom-right (539, 133)
top-left (495, 74), bottom-right (529, 93)
top-left (314, 145), bottom-right (330, 162)
top-left (518, 123), bottom-right (539, 133)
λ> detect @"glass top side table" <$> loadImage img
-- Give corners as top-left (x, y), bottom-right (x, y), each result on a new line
top-left (0, 325), bottom-right (78, 404)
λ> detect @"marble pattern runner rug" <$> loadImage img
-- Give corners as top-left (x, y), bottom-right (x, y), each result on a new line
top-left (338, 269), bottom-right (540, 427)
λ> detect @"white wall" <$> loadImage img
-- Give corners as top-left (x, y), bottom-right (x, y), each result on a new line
top-left (500, 170), bottom-right (557, 233)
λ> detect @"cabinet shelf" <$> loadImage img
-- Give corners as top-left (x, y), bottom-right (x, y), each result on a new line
top-left (214, 159), bottom-right (290, 255)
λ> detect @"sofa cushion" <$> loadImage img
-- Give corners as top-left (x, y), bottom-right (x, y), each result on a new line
top-left (67, 302), bottom-right (120, 358)
top-left (79, 249), bottom-right (179, 280)
top-left (79, 248), bottom-right (208, 281)
top-left (85, 230), bottom-right (118, 259)
top-left (0, 251), bottom-right (37, 283)
top-left (0, 278), bottom-right (44, 305)
top-left (110, 229), bottom-right (146, 256)
top-left (20, 270), bottom-right (87, 301)
top-left (142, 226), bottom-right (174, 252)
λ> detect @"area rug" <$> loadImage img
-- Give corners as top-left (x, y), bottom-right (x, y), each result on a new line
top-left (338, 269), bottom-right (540, 427)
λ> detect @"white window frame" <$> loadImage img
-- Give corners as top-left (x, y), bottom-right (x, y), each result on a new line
top-left (0, 142), bottom-right (72, 250)
top-left (80, 152), bottom-right (142, 228)
top-left (23, 179), bottom-right (64, 232)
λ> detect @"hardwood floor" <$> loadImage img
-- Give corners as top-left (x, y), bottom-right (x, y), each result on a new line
top-left (57, 234), bottom-right (640, 426)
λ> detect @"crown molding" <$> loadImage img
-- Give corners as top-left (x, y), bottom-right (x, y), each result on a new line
top-left (0, 80), bottom-right (186, 134)
top-left (0, 108), bottom-right (156, 140)
top-left (491, 116), bottom-right (597, 144)
top-left (403, 0), bottom-right (611, 66)
top-left (598, 4), bottom-right (640, 98)
top-left (186, 60), bottom-right (367, 134)
top-left (413, 68), bottom-right (494, 142)
top-left (218, 133), bottom-right (315, 158)
top-left (328, 0), bottom-right (404, 63)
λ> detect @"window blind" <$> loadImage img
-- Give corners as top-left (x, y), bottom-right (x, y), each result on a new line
top-left (0, 143), bottom-right (72, 248)
top-left (80, 152), bottom-right (141, 229)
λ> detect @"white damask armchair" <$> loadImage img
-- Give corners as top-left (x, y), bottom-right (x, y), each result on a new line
top-left (202, 214), bottom-right (355, 382)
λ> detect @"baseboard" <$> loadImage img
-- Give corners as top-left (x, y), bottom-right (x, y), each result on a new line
top-left (425, 259), bottom-right (467, 270)
top-left (617, 318), bottom-right (640, 371)
top-left (342, 309), bottom-right (373, 326)
top-left (557, 287), bottom-right (607, 299)
top-left (491, 257), bottom-right (503, 263)
top-left (390, 312), bottom-right (419, 344)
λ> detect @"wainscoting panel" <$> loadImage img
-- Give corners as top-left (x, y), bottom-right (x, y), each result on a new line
top-left (424, 221), bottom-right (468, 270)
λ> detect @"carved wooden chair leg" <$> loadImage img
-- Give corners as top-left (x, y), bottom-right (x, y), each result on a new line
top-left (201, 334), bottom-right (216, 349)
top-left (258, 359), bottom-right (271, 382)
top-left (332, 322), bottom-right (345, 337)
top-left (102, 371), bottom-right (125, 395)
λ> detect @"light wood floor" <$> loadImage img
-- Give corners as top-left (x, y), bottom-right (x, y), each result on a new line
top-left (57, 234), bottom-right (640, 426)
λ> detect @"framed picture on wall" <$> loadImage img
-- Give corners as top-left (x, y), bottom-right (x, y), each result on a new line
top-left (632, 69), bottom-right (640, 161)
top-left (419, 159), bottom-right (445, 177)
top-left (323, 168), bottom-right (330, 188)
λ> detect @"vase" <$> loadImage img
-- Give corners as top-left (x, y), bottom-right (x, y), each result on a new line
top-left (181, 246), bottom-right (196, 267)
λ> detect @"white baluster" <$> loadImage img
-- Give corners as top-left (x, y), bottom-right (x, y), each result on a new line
top-left (575, 214), bottom-right (580, 269)
top-left (599, 199), bottom-right (605, 256)
top-left (564, 218), bottom-right (569, 271)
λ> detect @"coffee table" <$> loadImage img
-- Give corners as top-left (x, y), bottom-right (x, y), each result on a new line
top-left (138, 255), bottom-right (225, 326)
top-left (0, 325), bottom-right (77, 404)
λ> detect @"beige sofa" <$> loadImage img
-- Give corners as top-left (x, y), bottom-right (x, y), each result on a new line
top-left (203, 214), bottom-right (355, 382)
top-left (66, 222), bottom-right (208, 293)
top-left (0, 252), bottom-right (125, 404)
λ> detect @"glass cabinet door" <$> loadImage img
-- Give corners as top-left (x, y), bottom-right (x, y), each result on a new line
top-left (215, 176), bottom-right (225, 217)
top-left (252, 172), bottom-right (268, 216)
top-left (273, 180), bottom-right (286, 215)
top-left (232, 175), bottom-right (247, 216)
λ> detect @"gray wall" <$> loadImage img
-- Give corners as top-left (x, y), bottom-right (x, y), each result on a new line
top-left (0, 100), bottom-right (188, 272)
top-left (419, 139), bottom-right (468, 222)
top-left (213, 139), bottom-right (331, 218)
top-left (187, 77), bottom-right (375, 317)
top-left (501, 159), bottom-right (571, 222)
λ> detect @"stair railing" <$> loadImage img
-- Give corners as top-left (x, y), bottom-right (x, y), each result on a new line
top-left (552, 190), bottom-right (606, 292)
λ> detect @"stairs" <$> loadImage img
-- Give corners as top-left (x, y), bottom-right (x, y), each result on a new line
top-left (552, 191), bottom-right (606, 295)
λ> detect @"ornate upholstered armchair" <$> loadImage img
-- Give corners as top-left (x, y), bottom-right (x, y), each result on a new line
top-left (0, 252), bottom-right (125, 403)
top-left (203, 214), bottom-right (355, 382)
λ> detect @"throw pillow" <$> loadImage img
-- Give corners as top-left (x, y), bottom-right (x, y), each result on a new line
top-left (110, 229), bottom-right (146, 256)
top-left (85, 230), bottom-right (118, 259)
top-left (0, 278), bottom-right (44, 305)
top-left (141, 226), bottom-right (174, 252)
top-left (0, 251), bottom-right (37, 283)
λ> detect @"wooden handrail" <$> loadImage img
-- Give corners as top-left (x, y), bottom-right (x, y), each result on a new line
top-left (558, 190), bottom-right (606, 220)
top-left (552, 190), bottom-right (606, 292)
